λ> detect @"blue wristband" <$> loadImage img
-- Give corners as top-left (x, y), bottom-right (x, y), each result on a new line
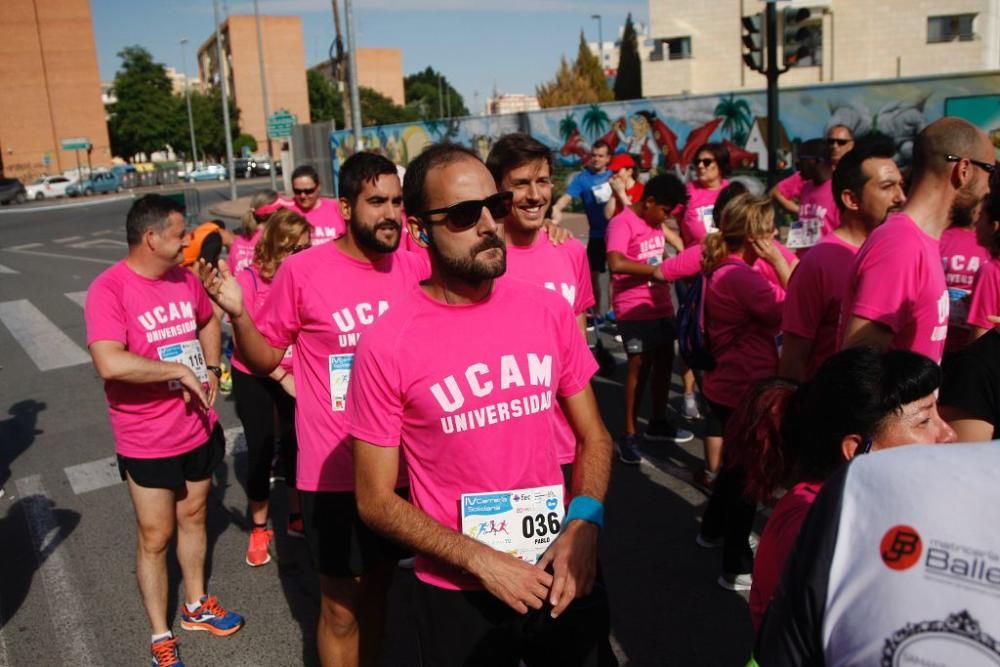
top-left (564, 495), bottom-right (604, 530)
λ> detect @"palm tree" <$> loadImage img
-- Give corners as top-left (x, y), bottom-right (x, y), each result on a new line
top-left (714, 94), bottom-right (753, 146)
top-left (581, 105), bottom-right (610, 140)
top-left (559, 113), bottom-right (579, 142)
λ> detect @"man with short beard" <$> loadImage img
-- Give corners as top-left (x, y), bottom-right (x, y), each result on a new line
top-left (839, 117), bottom-right (996, 363)
top-left (199, 152), bottom-right (426, 667)
top-left (349, 144), bottom-right (617, 666)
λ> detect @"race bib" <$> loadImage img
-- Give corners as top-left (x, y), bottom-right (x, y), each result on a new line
top-left (947, 287), bottom-right (971, 327)
top-left (329, 353), bottom-right (353, 411)
top-left (786, 217), bottom-right (822, 249)
top-left (158, 340), bottom-right (208, 390)
top-left (461, 484), bottom-right (564, 564)
top-left (698, 205), bottom-right (717, 235)
top-left (591, 182), bottom-right (612, 204)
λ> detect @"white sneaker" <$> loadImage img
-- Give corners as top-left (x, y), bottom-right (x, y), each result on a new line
top-left (682, 393), bottom-right (702, 420)
top-left (718, 572), bottom-right (753, 591)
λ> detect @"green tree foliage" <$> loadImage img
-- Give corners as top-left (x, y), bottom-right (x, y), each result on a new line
top-left (171, 89), bottom-right (241, 162)
top-left (574, 32), bottom-right (614, 103)
top-left (581, 105), bottom-right (610, 139)
top-left (403, 67), bottom-right (469, 119)
top-left (107, 46), bottom-right (178, 159)
top-left (714, 94), bottom-right (753, 146)
top-left (614, 14), bottom-right (643, 101)
top-left (234, 133), bottom-right (258, 155)
top-left (537, 57), bottom-right (599, 109)
top-left (307, 69), bottom-right (345, 127)
top-left (360, 87), bottom-right (420, 125)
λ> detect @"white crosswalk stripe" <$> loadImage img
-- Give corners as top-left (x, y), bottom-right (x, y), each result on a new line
top-left (64, 291), bottom-right (87, 307)
top-left (0, 299), bottom-right (91, 371)
top-left (0, 263), bottom-right (17, 274)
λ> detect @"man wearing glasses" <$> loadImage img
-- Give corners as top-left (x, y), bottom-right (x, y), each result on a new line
top-left (772, 124), bottom-right (855, 216)
top-left (199, 153), bottom-right (427, 667)
top-left (291, 164), bottom-right (346, 246)
top-left (350, 144), bottom-right (617, 665)
top-left (839, 117), bottom-right (996, 363)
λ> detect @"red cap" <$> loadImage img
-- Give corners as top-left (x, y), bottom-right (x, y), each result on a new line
top-left (609, 153), bottom-right (636, 173)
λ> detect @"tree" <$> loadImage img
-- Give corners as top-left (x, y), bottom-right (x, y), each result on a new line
top-left (173, 88), bottom-right (241, 162)
top-left (714, 94), bottom-right (753, 146)
top-left (581, 105), bottom-right (610, 139)
top-left (234, 133), bottom-right (257, 155)
top-left (360, 87), bottom-right (420, 126)
top-left (614, 13), bottom-right (643, 101)
top-left (537, 56), bottom-right (600, 108)
top-left (307, 69), bottom-right (344, 127)
top-left (574, 32), bottom-right (613, 103)
top-left (403, 67), bottom-right (468, 119)
top-left (107, 46), bottom-right (179, 159)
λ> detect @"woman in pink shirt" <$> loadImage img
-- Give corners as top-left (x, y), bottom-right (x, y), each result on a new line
top-left (679, 142), bottom-right (731, 246)
top-left (726, 347), bottom-right (955, 630)
top-left (967, 179), bottom-right (1000, 340)
top-left (230, 190), bottom-right (285, 275)
top-left (694, 193), bottom-right (791, 591)
top-left (231, 208), bottom-right (311, 567)
top-left (940, 213), bottom-right (989, 354)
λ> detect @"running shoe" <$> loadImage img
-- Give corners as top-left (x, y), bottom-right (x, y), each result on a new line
top-left (616, 434), bottom-right (643, 465)
top-left (682, 393), bottom-right (703, 420)
top-left (219, 365), bottom-right (233, 395)
top-left (287, 515), bottom-right (305, 539)
top-left (245, 526), bottom-right (273, 567)
top-left (718, 572), bottom-right (753, 592)
top-left (644, 419), bottom-right (694, 443)
top-left (179, 595), bottom-right (244, 637)
top-left (150, 635), bottom-right (184, 667)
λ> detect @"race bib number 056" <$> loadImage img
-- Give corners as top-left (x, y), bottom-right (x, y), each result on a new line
top-left (461, 485), bottom-right (564, 564)
top-left (158, 340), bottom-right (209, 390)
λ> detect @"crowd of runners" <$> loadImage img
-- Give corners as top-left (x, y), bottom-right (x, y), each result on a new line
top-left (82, 115), bottom-right (1000, 667)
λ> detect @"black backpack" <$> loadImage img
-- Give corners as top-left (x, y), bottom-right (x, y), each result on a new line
top-left (676, 274), bottom-right (716, 371)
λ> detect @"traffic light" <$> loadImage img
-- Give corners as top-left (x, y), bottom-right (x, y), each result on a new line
top-left (742, 14), bottom-right (764, 72)
top-left (784, 7), bottom-right (821, 67)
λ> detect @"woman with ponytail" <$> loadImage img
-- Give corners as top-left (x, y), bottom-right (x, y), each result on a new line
top-left (229, 189), bottom-right (290, 275)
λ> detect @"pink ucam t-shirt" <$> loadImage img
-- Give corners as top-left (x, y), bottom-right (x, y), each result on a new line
top-left (940, 226), bottom-right (989, 351)
top-left (232, 265), bottom-right (293, 376)
top-left (775, 171), bottom-right (804, 201)
top-left (228, 228), bottom-right (263, 275)
top-left (703, 257), bottom-right (783, 408)
top-left (85, 261), bottom-right (217, 458)
top-left (294, 198), bottom-right (346, 246)
top-left (347, 279), bottom-right (598, 590)
top-left (679, 179), bottom-right (728, 246)
top-left (798, 179), bottom-right (839, 239)
top-left (782, 233), bottom-right (860, 378)
top-left (606, 207), bottom-right (673, 321)
top-left (967, 256), bottom-right (1000, 330)
top-left (838, 213), bottom-right (949, 363)
top-left (255, 242), bottom-right (427, 492)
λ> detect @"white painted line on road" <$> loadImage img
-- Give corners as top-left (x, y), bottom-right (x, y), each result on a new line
top-left (0, 263), bottom-right (17, 274)
top-left (0, 195), bottom-right (133, 215)
top-left (90, 229), bottom-right (118, 236)
top-left (65, 238), bottom-right (127, 249)
top-left (225, 425), bottom-right (247, 456)
top-left (53, 235), bottom-right (83, 243)
top-left (63, 456), bottom-right (120, 495)
top-left (15, 475), bottom-right (102, 664)
top-left (0, 300), bottom-right (91, 371)
top-left (65, 291), bottom-right (87, 307)
top-left (2, 245), bottom-right (115, 266)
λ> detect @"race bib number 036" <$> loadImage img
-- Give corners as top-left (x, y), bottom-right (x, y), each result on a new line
top-left (461, 485), bottom-right (564, 564)
top-left (157, 340), bottom-right (209, 390)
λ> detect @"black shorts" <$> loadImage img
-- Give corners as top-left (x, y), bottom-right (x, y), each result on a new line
top-left (617, 317), bottom-right (676, 355)
top-left (586, 238), bottom-right (607, 274)
top-left (299, 489), bottom-right (409, 578)
top-left (705, 398), bottom-right (735, 439)
top-left (117, 422), bottom-right (224, 489)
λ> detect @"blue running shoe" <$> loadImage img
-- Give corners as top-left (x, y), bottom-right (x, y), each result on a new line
top-left (616, 434), bottom-right (642, 465)
top-left (644, 419), bottom-right (694, 443)
top-left (179, 595), bottom-right (244, 637)
top-left (151, 635), bottom-right (184, 667)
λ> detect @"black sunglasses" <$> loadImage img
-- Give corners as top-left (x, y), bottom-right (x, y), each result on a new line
top-left (695, 158), bottom-right (715, 168)
top-left (945, 154), bottom-right (997, 176)
top-left (827, 138), bottom-right (852, 147)
top-left (292, 186), bottom-right (318, 195)
top-left (413, 191), bottom-right (514, 229)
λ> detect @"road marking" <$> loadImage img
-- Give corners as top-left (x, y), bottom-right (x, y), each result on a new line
top-left (225, 425), bottom-right (247, 456)
top-left (90, 229), bottom-right (118, 236)
top-left (0, 300), bottom-right (91, 371)
top-left (64, 238), bottom-right (127, 250)
top-left (0, 263), bottom-right (17, 274)
top-left (2, 244), bottom-right (115, 266)
top-left (65, 291), bottom-right (87, 307)
top-left (15, 475), bottom-right (102, 664)
top-left (0, 194), bottom-right (133, 215)
top-left (53, 236), bottom-right (83, 243)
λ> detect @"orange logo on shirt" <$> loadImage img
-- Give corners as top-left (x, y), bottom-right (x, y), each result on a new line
top-left (880, 525), bottom-right (922, 570)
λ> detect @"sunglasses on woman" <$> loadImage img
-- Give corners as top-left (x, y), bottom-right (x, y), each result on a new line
top-left (695, 158), bottom-right (716, 168)
top-left (413, 191), bottom-right (514, 229)
top-left (292, 186), bottom-right (318, 196)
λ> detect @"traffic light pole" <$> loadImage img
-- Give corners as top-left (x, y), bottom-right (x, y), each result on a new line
top-left (765, 0), bottom-right (780, 188)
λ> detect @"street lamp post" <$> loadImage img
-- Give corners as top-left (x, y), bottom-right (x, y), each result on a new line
top-left (212, 0), bottom-right (237, 200)
top-left (591, 14), bottom-right (604, 75)
top-left (179, 39), bottom-right (199, 172)
top-left (253, 0), bottom-right (278, 191)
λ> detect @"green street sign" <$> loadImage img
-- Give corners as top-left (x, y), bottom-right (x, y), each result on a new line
top-left (61, 137), bottom-right (91, 151)
top-left (266, 111), bottom-right (297, 139)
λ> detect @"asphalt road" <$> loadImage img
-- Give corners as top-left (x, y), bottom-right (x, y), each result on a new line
top-left (0, 189), bottom-right (756, 666)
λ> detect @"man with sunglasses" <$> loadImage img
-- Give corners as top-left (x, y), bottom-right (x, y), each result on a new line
top-left (291, 164), bottom-right (346, 246)
top-left (199, 153), bottom-right (427, 667)
top-left (840, 117), bottom-right (996, 364)
top-left (350, 143), bottom-right (617, 666)
top-left (771, 124), bottom-right (855, 216)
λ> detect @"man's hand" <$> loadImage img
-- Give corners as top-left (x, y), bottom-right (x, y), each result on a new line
top-left (544, 220), bottom-right (572, 246)
top-left (469, 547), bottom-right (553, 615)
top-left (198, 259), bottom-right (245, 318)
top-left (536, 520), bottom-right (599, 618)
top-left (178, 366), bottom-right (210, 410)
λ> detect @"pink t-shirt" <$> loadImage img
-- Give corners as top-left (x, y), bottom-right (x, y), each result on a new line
top-left (294, 198), bottom-right (346, 246)
top-left (798, 179), bottom-right (839, 239)
top-left (232, 265), bottom-right (293, 376)
top-left (782, 233), bottom-right (860, 378)
top-left (838, 213), bottom-right (949, 363)
top-left (679, 179), bottom-right (728, 247)
top-left (228, 228), bottom-right (262, 275)
top-left (775, 171), bottom-right (804, 201)
top-left (347, 279), bottom-right (598, 590)
top-left (85, 262), bottom-right (218, 458)
top-left (940, 226), bottom-right (989, 351)
top-left (703, 257), bottom-right (783, 408)
top-left (967, 256), bottom-right (1000, 330)
top-left (606, 208), bottom-right (673, 320)
top-left (255, 242), bottom-right (427, 492)
top-left (749, 481), bottom-right (821, 631)
top-left (660, 244), bottom-right (703, 282)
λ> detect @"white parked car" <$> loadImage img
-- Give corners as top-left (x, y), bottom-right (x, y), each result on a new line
top-left (26, 175), bottom-right (76, 200)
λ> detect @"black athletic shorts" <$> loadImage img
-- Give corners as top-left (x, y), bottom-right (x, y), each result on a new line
top-left (617, 317), bottom-right (676, 355)
top-left (117, 422), bottom-right (224, 489)
top-left (705, 398), bottom-right (735, 439)
top-left (299, 489), bottom-right (409, 578)
top-left (586, 238), bottom-right (607, 274)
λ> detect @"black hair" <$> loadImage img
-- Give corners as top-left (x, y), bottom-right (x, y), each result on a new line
top-left (831, 134), bottom-right (899, 213)
top-left (797, 138), bottom-right (830, 162)
top-left (291, 164), bottom-right (320, 184)
top-left (694, 142), bottom-right (731, 177)
top-left (403, 143), bottom-right (481, 215)
top-left (711, 180), bottom-right (749, 224)
top-left (485, 133), bottom-right (552, 187)
top-left (338, 152), bottom-right (399, 207)
top-left (592, 139), bottom-right (611, 153)
top-left (126, 194), bottom-right (185, 246)
top-left (641, 173), bottom-right (688, 208)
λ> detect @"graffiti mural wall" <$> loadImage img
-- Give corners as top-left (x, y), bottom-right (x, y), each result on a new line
top-left (329, 71), bottom-right (1000, 184)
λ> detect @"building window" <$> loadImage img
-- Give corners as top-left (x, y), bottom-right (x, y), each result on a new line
top-left (927, 14), bottom-right (976, 43)
top-left (783, 7), bottom-right (822, 67)
top-left (651, 36), bottom-right (692, 62)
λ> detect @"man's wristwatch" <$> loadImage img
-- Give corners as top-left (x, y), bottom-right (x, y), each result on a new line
top-left (206, 365), bottom-right (223, 379)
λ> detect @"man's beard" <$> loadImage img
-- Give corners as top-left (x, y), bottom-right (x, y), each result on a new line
top-left (429, 232), bottom-right (506, 283)
top-left (950, 190), bottom-right (980, 229)
top-left (352, 217), bottom-right (401, 253)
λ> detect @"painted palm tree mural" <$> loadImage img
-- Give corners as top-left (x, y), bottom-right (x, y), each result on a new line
top-left (714, 94), bottom-right (753, 146)
top-left (559, 113), bottom-right (589, 163)
top-left (581, 105), bottom-right (610, 139)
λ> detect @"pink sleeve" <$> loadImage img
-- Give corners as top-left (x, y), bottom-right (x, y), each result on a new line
top-left (967, 262), bottom-right (1000, 329)
top-left (776, 172), bottom-right (803, 199)
top-left (660, 245), bottom-right (702, 282)
top-left (256, 264), bottom-right (300, 348)
top-left (782, 257), bottom-right (824, 338)
top-left (742, 269), bottom-right (785, 327)
top-left (84, 275), bottom-right (126, 346)
top-left (236, 270), bottom-right (258, 321)
top-left (849, 237), bottom-right (916, 333)
top-left (346, 332), bottom-right (403, 447)
top-left (555, 299), bottom-right (599, 397)
top-left (605, 214), bottom-right (629, 255)
top-left (572, 242), bottom-right (596, 314)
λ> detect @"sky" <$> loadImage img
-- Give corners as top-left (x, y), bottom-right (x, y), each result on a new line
top-left (91, 0), bottom-right (649, 115)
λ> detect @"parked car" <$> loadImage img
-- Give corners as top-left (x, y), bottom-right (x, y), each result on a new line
top-left (232, 157), bottom-right (273, 178)
top-left (187, 164), bottom-right (227, 182)
top-left (66, 171), bottom-right (123, 197)
top-left (26, 175), bottom-right (75, 200)
top-left (0, 177), bottom-right (27, 205)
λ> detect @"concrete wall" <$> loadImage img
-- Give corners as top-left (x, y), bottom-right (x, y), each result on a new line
top-left (356, 48), bottom-right (405, 106)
